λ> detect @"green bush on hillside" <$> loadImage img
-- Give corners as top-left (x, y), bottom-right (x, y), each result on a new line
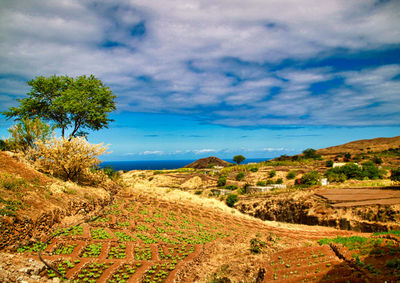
top-left (391, 168), bottom-right (400, 182)
top-left (235, 172), bottom-right (245, 181)
top-left (226, 194), bottom-right (238, 207)
top-left (268, 170), bottom-right (276, 178)
top-left (217, 175), bottom-right (227, 187)
top-left (299, 171), bottom-right (320, 186)
top-left (286, 171), bottom-right (296, 179)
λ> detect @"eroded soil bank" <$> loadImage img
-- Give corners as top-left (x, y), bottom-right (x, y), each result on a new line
top-left (236, 188), bottom-right (400, 233)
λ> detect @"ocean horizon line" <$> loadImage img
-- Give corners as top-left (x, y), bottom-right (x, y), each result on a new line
top-left (100, 158), bottom-right (270, 171)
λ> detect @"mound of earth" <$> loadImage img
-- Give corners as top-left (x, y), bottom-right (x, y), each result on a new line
top-left (183, 156), bottom-right (231, 169)
top-left (317, 135), bottom-right (400, 155)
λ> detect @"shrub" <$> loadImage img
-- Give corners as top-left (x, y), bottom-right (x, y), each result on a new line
top-left (238, 184), bottom-right (250, 194)
top-left (256, 181), bottom-right (266, 186)
top-left (391, 168), bottom-right (400, 182)
top-left (361, 161), bottom-right (383, 179)
top-left (0, 139), bottom-right (11, 151)
top-left (250, 167), bottom-right (258, 172)
top-left (268, 170), bottom-right (276, 178)
top-left (6, 118), bottom-right (53, 153)
top-left (372, 156), bottom-right (383, 165)
top-left (194, 190), bottom-right (202, 195)
top-left (286, 171), bottom-right (296, 179)
top-left (102, 165), bottom-right (120, 181)
top-left (275, 178), bottom-right (283, 184)
top-left (303, 148), bottom-right (321, 159)
top-left (343, 152), bottom-right (352, 162)
top-left (325, 171), bottom-right (347, 183)
top-left (300, 171), bottom-right (320, 186)
top-left (225, 185), bottom-right (238, 191)
top-left (266, 179), bottom-right (274, 185)
top-left (325, 160), bottom-right (334, 167)
top-left (33, 137), bottom-right (108, 183)
top-left (235, 172), bottom-right (245, 181)
top-left (217, 175), bottom-right (227, 187)
top-left (226, 194), bottom-right (238, 207)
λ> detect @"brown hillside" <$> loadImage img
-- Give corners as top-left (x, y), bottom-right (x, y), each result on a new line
top-left (317, 136), bottom-right (400, 155)
top-left (183, 156), bottom-right (231, 169)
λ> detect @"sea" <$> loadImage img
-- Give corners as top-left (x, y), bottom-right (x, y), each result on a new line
top-left (99, 158), bottom-right (268, 171)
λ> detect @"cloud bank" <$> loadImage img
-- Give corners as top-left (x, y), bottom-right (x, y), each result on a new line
top-left (1, 0), bottom-right (399, 128)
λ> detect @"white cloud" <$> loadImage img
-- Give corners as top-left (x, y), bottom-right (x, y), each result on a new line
top-left (140, 150), bottom-right (164, 155)
top-left (0, 0), bottom-right (399, 127)
top-left (193, 149), bottom-right (218, 155)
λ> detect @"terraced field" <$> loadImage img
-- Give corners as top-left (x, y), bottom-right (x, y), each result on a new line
top-left (17, 192), bottom-right (400, 282)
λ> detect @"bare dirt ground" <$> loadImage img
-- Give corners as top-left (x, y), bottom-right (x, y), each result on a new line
top-left (315, 188), bottom-right (400, 207)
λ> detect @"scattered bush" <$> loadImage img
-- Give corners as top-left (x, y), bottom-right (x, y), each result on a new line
top-left (102, 165), bottom-right (120, 180)
top-left (391, 168), bottom-right (400, 182)
top-left (194, 190), bottom-right (202, 195)
top-left (256, 181), bottom-right (266, 186)
top-left (33, 137), bottom-right (108, 184)
top-left (303, 148), bottom-right (321, 159)
top-left (268, 170), bottom-right (276, 178)
top-left (325, 162), bottom-right (384, 182)
top-left (225, 185), bottom-right (238, 191)
top-left (275, 178), bottom-right (283, 184)
top-left (299, 171), bottom-right (320, 186)
top-left (238, 184), bottom-right (250, 194)
top-left (286, 171), bottom-right (296, 179)
top-left (325, 160), bottom-right (333, 167)
top-left (225, 194), bottom-right (238, 207)
top-left (372, 156), bottom-right (383, 165)
top-left (343, 152), bottom-right (352, 162)
top-left (6, 118), bottom-right (53, 153)
top-left (235, 172), bottom-right (245, 181)
top-left (0, 139), bottom-right (11, 151)
top-left (217, 175), bottom-right (227, 187)
top-left (266, 179), bottom-right (274, 185)
top-left (250, 167), bottom-right (258, 172)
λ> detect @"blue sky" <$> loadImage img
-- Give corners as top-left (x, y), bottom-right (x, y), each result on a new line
top-left (0, 0), bottom-right (399, 161)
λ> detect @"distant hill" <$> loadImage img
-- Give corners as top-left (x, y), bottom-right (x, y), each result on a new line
top-left (183, 156), bottom-right (231, 169)
top-left (317, 136), bottom-right (400, 155)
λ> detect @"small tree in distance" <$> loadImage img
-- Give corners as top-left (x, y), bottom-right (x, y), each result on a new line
top-left (233, 155), bottom-right (246, 164)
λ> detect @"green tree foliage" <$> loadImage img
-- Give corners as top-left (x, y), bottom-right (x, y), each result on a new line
top-left (226, 194), bottom-right (238, 207)
top-left (325, 162), bottom-right (384, 182)
top-left (391, 168), bottom-right (400, 182)
top-left (235, 172), bottom-right (245, 181)
top-left (343, 152), bottom-right (352, 162)
top-left (326, 160), bottom-right (334, 167)
top-left (302, 148), bottom-right (321, 159)
top-left (6, 118), bottom-right (53, 153)
top-left (3, 75), bottom-right (116, 139)
top-left (299, 171), bottom-right (320, 186)
top-left (233, 155), bottom-right (246, 164)
top-left (0, 139), bottom-right (10, 151)
top-left (372, 156), bottom-right (383, 165)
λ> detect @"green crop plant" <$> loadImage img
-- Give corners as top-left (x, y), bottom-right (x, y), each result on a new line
top-left (108, 243), bottom-right (126, 259)
top-left (117, 221), bottom-right (130, 228)
top-left (91, 228), bottom-right (112, 239)
top-left (53, 243), bottom-right (77, 255)
top-left (17, 241), bottom-right (47, 253)
top-left (81, 243), bottom-right (102, 257)
top-left (134, 246), bottom-right (152, 260)
top-left (114, 231), bottom-right (136, 242)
